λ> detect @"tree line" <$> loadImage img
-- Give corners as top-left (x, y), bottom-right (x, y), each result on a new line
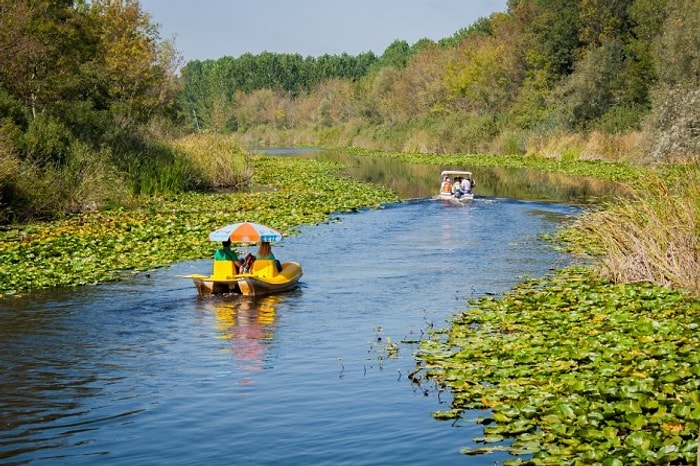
top-left (181, 0), bottom-right (699, 159)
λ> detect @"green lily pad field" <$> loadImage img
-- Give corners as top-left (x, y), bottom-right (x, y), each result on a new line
top-left (414, 267), bottom-right (700, 465)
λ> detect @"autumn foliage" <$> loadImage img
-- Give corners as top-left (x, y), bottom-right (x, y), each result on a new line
top-left (180, 0), bottom-right (699, 161)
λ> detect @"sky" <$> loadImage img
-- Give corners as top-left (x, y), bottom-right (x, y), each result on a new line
top-left (139, 0), bottom-right (509, 62)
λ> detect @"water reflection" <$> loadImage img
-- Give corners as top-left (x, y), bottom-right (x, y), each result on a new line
top-left (195, 296), bottom-right (281, 383)
top-left (293, 149), bottom-right (625, 203)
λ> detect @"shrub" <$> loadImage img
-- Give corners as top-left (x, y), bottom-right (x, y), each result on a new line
top-left (21, 114), bottom-right (73, 166)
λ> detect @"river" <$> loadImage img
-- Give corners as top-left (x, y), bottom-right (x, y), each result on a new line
top-left (1, 153), bottom-right (582, 465)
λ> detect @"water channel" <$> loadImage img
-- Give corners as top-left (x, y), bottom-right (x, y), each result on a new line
top-left (1, 150), bottom-right (601, 465)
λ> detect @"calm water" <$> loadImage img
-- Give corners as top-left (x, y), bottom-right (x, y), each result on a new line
top-left (0, 197), bottom-right (578, 465)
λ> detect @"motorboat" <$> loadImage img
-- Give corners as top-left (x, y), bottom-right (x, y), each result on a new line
top-left (437, 170), bottom-right (475, 202)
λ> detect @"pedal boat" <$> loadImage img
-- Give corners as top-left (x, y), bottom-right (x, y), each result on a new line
top-left (186, 259), bottom-right (303, 296)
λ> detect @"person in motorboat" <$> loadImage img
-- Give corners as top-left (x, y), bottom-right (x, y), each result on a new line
top-left (452, 176), bottom-right (466, 198)
top-left (461, 177), bottom-right (473, 194)
top-left (257, 241), bottom-right (282, 272)
top-left (440, 176), bottom-right (452, 194)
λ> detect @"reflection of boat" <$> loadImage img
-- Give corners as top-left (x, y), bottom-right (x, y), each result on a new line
top-left (186, 260), bottom-right (303, 296)
top-left (208, 296), bottom-right (281, 380)
top-left (436, 170), bottom-right (475, 203)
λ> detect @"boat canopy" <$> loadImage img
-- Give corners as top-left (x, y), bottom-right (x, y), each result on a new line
top-left (441, 170), bottom-right (473, 178)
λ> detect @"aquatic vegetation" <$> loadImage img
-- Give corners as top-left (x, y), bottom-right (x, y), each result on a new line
top-left (414, 267), bottom-right (700, 464)
top-left (0, 154), bottom-right (398, 297)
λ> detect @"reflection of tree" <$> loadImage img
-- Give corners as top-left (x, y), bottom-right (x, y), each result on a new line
top-left (210, 296), bottom-right (280, 382)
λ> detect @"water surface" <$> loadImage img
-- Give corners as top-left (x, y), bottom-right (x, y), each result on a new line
top-left (1, 197), bottom-right (578, 465)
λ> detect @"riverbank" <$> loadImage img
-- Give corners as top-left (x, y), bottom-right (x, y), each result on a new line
top-left (1, 148), bottom-right (696, 298)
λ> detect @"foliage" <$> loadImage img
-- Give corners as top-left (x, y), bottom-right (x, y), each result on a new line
top-left (375, 40), bottom-right (412, 68)
top-left (189, 1), bottom-right (697, 161)
top-left (414, 267), bottom-right (700, 464)
top-left (178, 51), bottom-right (379, 131)
top-left (0, 0), bottom-right (186, 223)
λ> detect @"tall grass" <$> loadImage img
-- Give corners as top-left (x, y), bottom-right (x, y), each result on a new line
top-left (575, 163), bottom-right (699, 294)
top-left (0, 132), bottom-right (253, 224)
top-left (168, 134), bottom-right (252, 191)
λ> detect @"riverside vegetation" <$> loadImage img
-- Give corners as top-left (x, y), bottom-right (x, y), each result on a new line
top-left (1, 0), bottom-right (698, 463)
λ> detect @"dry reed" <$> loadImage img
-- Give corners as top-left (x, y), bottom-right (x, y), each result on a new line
top-left (575, 164), bottom-right (700, 294)
top-left (168, 134), bottom-right (251, 190)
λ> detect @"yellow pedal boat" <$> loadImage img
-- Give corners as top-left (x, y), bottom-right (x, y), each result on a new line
top-left (185, 259), bottom-right (303, 296)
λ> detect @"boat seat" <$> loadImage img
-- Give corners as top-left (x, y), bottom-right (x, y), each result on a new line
top-left (251, 259), bottom-right (277, 278)
top-left (212, 260), bottom-right (236, 279)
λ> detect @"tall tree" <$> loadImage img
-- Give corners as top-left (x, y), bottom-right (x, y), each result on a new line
top-left (85, 0), bottom-right (178, 127)
top-left (0, 0), bottom-right (91, 119)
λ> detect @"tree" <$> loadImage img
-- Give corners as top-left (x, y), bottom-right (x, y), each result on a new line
top-left (85, 0), bottom-right (179, 127)
top-left (512, 0), bottom-right (581, 78)
top-left (444, 13), bottom-right (524, 115)
top-left (0, 0), bottom-right (93, 119)
top-left (578, 0), bottom-right (634, 48)
top-left (378, 40), bottom-right (412, 68)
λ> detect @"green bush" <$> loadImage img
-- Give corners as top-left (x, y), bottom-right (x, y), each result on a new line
top-left (0, 87), bottom-right (27, 129)
top-left (21, 114), bottom-right (73, 166)
top-left (594, 103), bottom-right (647, 133)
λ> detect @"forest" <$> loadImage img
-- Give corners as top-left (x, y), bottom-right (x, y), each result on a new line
top-left (0, 0), bottom-right (699, 223)
top-left (179, 0), bottom-right (699, 159)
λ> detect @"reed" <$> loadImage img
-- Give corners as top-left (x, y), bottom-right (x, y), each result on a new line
top-left (575, 163), bottom-right (699, 294)
top-left (167, 134), bottom-right (252, 191)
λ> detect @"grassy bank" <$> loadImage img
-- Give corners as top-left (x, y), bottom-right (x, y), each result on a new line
top-left (573, 164), bottom-right (700, 294)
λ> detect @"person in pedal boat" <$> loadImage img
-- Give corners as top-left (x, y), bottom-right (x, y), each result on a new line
top-left (214, 240), bottom-right (243, 271)
top-left (256, 241), bottom-right (282, 272)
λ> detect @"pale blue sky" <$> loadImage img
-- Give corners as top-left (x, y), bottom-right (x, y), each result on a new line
top-left (140, 0), bottom-right (508, 61)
